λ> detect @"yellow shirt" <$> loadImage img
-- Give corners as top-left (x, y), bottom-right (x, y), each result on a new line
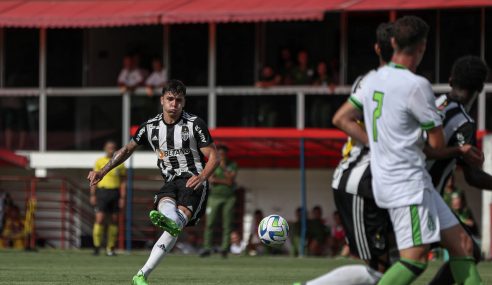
top-left (94, 156), bottom-right (126, 189)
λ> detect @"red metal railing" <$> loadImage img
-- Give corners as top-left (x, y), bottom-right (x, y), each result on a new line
top-left (0, 175), bottom-right (90, 249)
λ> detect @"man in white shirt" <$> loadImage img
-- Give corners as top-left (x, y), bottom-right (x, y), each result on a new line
top-left (347, 16), bottom-right (482, 285)
top-left (145, 58), bottom-right (168, 97)
top-left (117, 55), bottom-right (144, 93)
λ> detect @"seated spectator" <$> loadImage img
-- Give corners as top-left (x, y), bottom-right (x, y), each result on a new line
top-left (307, 205), bottom-right (329, 256)
top-left (312, 60), bottom-right (339, 91)
top-left (278, 47), bottom-right (295, 85)
top-left (145, 58), bottom-right (168, 97)
top-left (327, 58), bottom-right (340, 85)
top-left (230, 231), bottom-right (246, 255)
top-left (117, 55), bottom-right (144, 93)
top-left (451, 192), bottom-right (478, 236)
top-left (247, 209), bottom-right (265, 256)
top-left (443, 175), bottom-right (458, 207)
top-left (289, 207), bottom-right (303, 257)
top-left (292, 50), bottom-right (314, 85)
top-left (330, 211), bottom-right (349, 257)
top-left (255, 66), bottom-right (281, 88)
top-left (0, 205), bottom-right (25, 249)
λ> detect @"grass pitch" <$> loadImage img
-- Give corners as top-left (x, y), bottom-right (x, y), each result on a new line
top-left (1, 250), bottom-right (492, 284)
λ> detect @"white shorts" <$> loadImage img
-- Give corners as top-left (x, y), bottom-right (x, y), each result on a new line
top-left (389, 188), bottom-right (459, 250)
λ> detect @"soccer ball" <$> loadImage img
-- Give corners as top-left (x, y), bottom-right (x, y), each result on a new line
top-left (257, 214), bottom-right (289, 246)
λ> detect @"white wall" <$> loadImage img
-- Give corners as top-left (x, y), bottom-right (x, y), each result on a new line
top-left (236, 169), bottom-right (336, 222)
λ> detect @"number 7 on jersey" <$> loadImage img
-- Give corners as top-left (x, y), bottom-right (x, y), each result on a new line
top-left (372, 91), bottom-right (384, 142)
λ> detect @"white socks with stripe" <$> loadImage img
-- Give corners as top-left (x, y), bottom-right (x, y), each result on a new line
top-left (138, 199), bottom-right (188, 279)
top-left (306, 265), bottom-right (382, 285)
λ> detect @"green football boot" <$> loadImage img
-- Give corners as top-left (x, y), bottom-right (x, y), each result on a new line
top-left (132, 272), bottom-right (148, 285)
top-left (149, 210), bottom-right (181, 237)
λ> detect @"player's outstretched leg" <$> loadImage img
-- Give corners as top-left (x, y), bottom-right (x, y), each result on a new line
top-left (149, 199), bottom-right (182, 237)
top-left (132, 198), bottom-right (189, 284)
top-left (294, 265), bottom-right (383, 285)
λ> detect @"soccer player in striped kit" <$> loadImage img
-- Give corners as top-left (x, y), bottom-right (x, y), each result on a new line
top-left (87, 79), bottom-right (219, 285)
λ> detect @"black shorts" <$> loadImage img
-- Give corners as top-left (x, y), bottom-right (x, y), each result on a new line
top-left (333, 188), bottom-right (392, 269)
top-left (95, 188), bottom-right (120, 214)
top-left (153, 176), bottom-right (209, 227)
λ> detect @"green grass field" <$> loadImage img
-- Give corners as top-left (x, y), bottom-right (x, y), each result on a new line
top-left (1, 250), bottom-right (492, 284)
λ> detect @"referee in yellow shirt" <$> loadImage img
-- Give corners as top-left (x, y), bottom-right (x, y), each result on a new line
top-left (90, 140), bottom-right (126, 256)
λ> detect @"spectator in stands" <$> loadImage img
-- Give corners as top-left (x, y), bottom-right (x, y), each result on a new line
top-left (313, 60), bottom-right (339, 90)
top-left (289, 207), bottom-right (303, 257)
top-left (145, 58), bottom-right (168, 97)
top-left (278, 47), bottom-right (295, 85)
top-left (0, 97), bottom-right (27, 150)
top-left (0, 205), bottom-right (25, 249)
top-left (292, 50), bottom-right (314, 85)
top-left (117, 55), bottom-right (144, 93)
top-left (307, 205), bottom-right (329, 256)
top-left (200, 145), bottom-right (238, 258)
top-left (247, 209), bottom-right (265, 256)
top-left (230, 231), bottom-right (246, 255)
top-left (90, 140), bottom-right (126, 256)
top-left (1, 193), bottom-right (14, 232)
top-left (443, 175), bottom-right (459, 207)
top-left (255, 66), bottom-right (281, 87)
top-left (328, 58), bottom-right (340, 86)
top-left (330, 211), bottom-right (349, 257)
top-left (451, 192), bottom-right (479, 236)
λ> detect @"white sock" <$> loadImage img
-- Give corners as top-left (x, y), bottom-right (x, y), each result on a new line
top-left (306, 265), bottom-right (382, 285)
top-left (138, 200), bottom-right (188, 279)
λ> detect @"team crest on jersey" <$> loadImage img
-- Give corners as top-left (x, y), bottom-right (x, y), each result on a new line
top-left (427, 214), bottom-right (436, 232)
top-left (181, 126), bottom-right (190, 141)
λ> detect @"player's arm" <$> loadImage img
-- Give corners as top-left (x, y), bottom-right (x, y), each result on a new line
top-left (409, 82), bottom-right (444, 151)
top-left (187, 144), bottom-right (220, 190)
top-left (332, 102), bottom-right (368, 146)
top-left (463, 164), bottom-right (492, 190)
top-left (87, 140), bottom-right (139, 186)
top-left (425, 126), bottom-right (445, 150)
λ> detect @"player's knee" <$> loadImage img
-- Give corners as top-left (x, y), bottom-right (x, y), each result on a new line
top-left (399, 259), bottom-right (428, 277)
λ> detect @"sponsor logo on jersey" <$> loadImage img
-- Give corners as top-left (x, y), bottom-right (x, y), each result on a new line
top-left (136, 127), bottom-right (145, 141)
top-left (156, 148), bottom-right (191, 158)
top-left (194, 125), bottom-right (207, 143)
top-left (151, 135), bottom-right (159, 141)
top-left (456, 132), bottom-right (465, 146)
top-left (181, 126), bottom-right (190, 141)
top-left (427, 213), bottom-right (436, 232)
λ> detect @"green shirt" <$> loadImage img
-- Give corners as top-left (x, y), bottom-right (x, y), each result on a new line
top-left (210, 161), bottom-right (238, 197)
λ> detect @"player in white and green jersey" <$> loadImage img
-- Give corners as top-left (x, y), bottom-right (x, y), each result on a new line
top-left (350, 16), bottom-right (482, 285)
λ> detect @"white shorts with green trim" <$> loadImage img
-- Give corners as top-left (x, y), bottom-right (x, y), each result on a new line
top-left (389, 188), bottom-right (459, 250)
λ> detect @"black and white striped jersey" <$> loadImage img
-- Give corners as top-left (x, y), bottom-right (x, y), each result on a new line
top-left (132, 111), bottom-right (214, 181)
top-left (332, 73), bottom-right (374, 199)
top-left (427, 95), bottom-right (476, 194)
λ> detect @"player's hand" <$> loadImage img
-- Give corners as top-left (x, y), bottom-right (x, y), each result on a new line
top-left (460, 144), bottom-right (484, 168)
top-left (87, 171), bottom-right (104, 187)
top-left (186, 175), bottom-right (206, 190)
top-left (90, 195), bottom-right (96, 207)
top-left (118, 197), bottom-right (125, 209)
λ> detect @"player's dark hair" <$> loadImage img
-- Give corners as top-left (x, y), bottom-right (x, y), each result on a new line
top-left (451, 55), bottom-right (489, 93)
top-left (104, 140), bottom-right (118, 148)
top-left (376, 22), bottom-right (394, 63)
top-left (217, 145), bottom-right (229, 152)
top-left (162, 79), bottom-right (186, 97)
top-left (393, 16), bottom-right (429, 53)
